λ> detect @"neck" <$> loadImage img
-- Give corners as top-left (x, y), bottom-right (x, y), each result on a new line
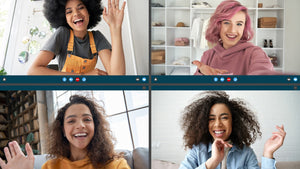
top-left (73, 30), bottom-right (88, 40)
top-left (69, 146), bottom-right (88, 161)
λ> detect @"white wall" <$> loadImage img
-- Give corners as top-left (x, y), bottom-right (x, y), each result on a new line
top-left (152, 91), bottom-right (300, 164)
top-left (127, 0), bottom-right (149, 75)
top-left (4, 0), bottom-right (148, 75)
top-left (284, 0), bottom-right (300, 74)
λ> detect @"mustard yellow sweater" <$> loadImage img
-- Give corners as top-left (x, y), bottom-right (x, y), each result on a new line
top-left (42, 157), bottom-right (131, 169)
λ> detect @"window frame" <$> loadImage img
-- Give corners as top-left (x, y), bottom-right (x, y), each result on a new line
top-left (0, 0), bottom-right (17, 68)
top-left (52, 90), bottom-right (149, 150)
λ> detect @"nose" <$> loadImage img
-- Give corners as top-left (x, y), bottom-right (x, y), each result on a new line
top-left (73, 9), bottom-right (79, 17)
top-left (229, 24), bottom-right (237, 33)
top-left (214, 119), bottom-right (223, 127)
top-left (76, 120), bottom-right (85, 129)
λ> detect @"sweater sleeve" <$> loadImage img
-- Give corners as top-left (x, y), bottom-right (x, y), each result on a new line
top-left (247, 47), bottom-right (280, 75)
top-left (245, 147), bottom-right (276, 169)
top-left (261, 157), bottom-right (276, 169)
top-left (179, 147), bottom-right (205, 169)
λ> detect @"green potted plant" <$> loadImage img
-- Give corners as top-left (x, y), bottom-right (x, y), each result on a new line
top-left (0, 67), bottom-right (7, 75)
top-left (20, 133), bottom-right (40, 155)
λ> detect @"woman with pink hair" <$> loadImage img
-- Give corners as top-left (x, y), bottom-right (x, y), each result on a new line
top-left (193, 0), bottom-right (278, 75)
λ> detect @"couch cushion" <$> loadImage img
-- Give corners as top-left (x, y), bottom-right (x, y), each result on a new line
top-left (116, 149), bottom-right (133, 169)
top-left (152, 159), bottom-right (180, 169)
top-left (276, 161), bottom-right (300, 169)
top-left (133, 147), bottom-right (149, 169)
top-left (34, 154), bottom-right (48, 169)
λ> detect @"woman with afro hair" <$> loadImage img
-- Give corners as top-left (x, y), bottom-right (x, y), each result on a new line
top-left (192, 0), bottom-right (282, 75)
top-left (27, 0), bottom-right (126, 75)
top-left (0, 95), bottom-right (131, 169)
top-left (180, 91), bottom-right (286, 169)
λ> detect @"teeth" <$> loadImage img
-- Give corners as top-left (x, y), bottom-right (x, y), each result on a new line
top-left (227, 34), bottom-right (237, 38)
top-left (214, 131), bottom-right (224, 134)
top-left (74, 19), bottom-right (83, 24)
top-left (74, 133), bottom-right (87, 137)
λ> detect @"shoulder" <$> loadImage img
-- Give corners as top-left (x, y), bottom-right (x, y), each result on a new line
top-left (190, 143), bottom-right (209, 154)
top-left (202, 48), bottom-right (215, 59)
top-left (242, 42), bottom-right (263, 53)
top-left (91, 30), bottom-right (105, 39)
top-left (54, 26), bottom-right (69, 35)
top-left (203, 48), bottom-right (215, 55)
top-left (42, 158), bottom-right (63, 169)
top-left (48, 26), bottom-right (69, 42)
top-left (105, 158), bottom-right (130, 168)
top-left (90, 30), bottom-right (111, 51)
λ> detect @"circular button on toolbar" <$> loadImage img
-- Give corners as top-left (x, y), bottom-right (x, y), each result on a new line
top-left (293, 77), bottom-right (298, 82)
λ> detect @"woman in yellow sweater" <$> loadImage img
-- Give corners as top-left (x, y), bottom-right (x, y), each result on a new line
top-left (0, 95), bottom-right (130, 169)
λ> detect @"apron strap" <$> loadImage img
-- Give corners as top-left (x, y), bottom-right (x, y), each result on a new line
top-left (67, 29), bottom-right (74, 54)
top-left (88, 31), bottom-right (98, 57)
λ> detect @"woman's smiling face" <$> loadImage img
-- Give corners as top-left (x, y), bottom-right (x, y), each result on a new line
top-left (220, 11), bottom-right (246, 49)
top-left (208, 103), bottom-right (232, 141)
top-left (64, 103), bottom-right (94, 152)
top-left (65, 0), bottom-right (90, 32)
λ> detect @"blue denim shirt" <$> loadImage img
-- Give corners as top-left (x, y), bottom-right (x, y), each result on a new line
top-left (179, 143), bottom-right (276, 169)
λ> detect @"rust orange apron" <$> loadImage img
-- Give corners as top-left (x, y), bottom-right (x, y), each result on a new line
top-left (61, 29), bottom-right (98, 74)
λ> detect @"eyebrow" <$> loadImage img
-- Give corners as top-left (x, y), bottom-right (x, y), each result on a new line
top-left (223, 20), bottom-right (245, 23)
top-left (65, 3), bottom-right (84, 10)
top-left (65, 113), bottom-right (93, 119)
top-left (209, 113), bottom-right (230, 116)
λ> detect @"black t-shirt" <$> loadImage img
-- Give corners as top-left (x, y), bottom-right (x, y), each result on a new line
top-left (41, 26), bottom-right (111, 71)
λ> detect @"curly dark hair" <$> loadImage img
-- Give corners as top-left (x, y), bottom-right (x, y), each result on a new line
top-left (47, 95), bottom-right (116, 168)
top-left (181, 91), bottom-right (261, 149)
top-left (43, 0), bottom-right (103, 29)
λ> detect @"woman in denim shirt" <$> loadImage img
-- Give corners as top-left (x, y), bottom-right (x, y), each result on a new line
top-left (180, 91), bottom-right (286, 169)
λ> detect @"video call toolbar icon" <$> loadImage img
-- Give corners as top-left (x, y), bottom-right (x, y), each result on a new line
top-left (293, 77), bottom-right (298, 82)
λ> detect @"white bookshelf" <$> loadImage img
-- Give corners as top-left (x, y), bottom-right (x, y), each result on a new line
top-left (151, 0), bottom-right (285, 75)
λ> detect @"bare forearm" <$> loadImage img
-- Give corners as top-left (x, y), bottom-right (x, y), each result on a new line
top-left (205, 158), bottom-right (219, 169)
top-left (27, 65), bottom-right (80, 75)
top-left (109, 27), bottom-right (125, 75)
top-left (263, 149), bottom-right (274, 159)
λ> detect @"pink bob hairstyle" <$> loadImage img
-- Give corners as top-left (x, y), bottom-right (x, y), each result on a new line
top-left (205, 0), bottom-right (254, 43)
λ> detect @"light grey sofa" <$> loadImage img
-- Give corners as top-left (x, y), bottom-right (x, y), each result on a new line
top-left (34, 147), bottom-right (149, 169)
top-left (152, 160), bottom-right (300, 169)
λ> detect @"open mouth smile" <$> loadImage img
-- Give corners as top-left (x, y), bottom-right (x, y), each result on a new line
top-left (226, 34), bottom-right (237, 40)
top-left (73, 18), bottom-right (84, 26)
top-left (74, 132), bottom-right (87, 138)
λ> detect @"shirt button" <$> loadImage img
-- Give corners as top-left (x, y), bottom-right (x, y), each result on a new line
top-left (84, 60), bottom-right (87, 63)
top-left (83, 66), bottom-right (85, 69)
top-left (71, 70), bottom-right (74, 72)
top-left (68, 54), bottom-right (71, 57)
